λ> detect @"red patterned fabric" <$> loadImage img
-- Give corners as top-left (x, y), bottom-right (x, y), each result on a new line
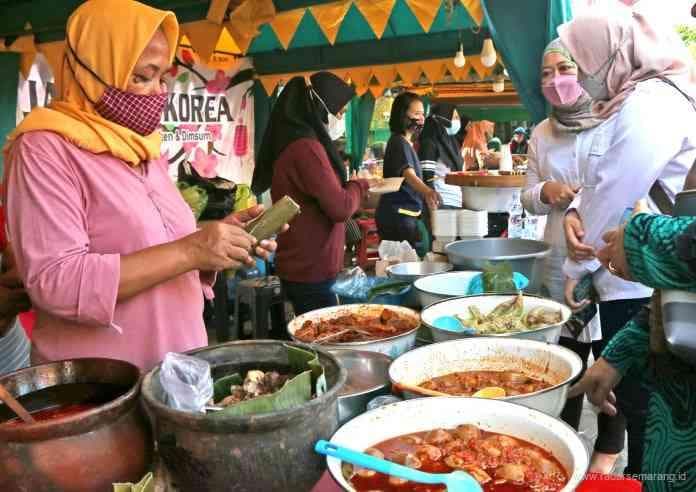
top-left (94, 86), bottom-right (168, 136)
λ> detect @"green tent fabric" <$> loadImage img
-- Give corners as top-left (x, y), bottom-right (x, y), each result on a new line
top-left (481, 0), bottom-right (573, 124)
top-left (458, 106), bottom-right (531, 123)
top-left (0, 53), bottom-right (20, 176)
top-left (346, 92), bottom-right (375, 172)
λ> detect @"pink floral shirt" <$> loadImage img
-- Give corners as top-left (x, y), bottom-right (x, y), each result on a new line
top-left (5, 131), bottom-right (210, 370)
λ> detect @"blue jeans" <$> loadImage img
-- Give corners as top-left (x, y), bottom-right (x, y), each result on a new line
top-left (282, 279), bottom-right (338, 316)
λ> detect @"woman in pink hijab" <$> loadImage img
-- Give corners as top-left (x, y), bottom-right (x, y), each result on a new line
top-left (558, 9), bottom-right (696, 484)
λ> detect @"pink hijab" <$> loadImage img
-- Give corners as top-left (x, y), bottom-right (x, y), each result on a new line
top-left (558, 11), bottom-right (690, 119)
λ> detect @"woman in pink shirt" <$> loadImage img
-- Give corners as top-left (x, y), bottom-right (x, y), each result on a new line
top-left (3, 0), bottom-right (277, 370)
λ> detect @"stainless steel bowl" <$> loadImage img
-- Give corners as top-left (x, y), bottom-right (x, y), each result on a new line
top-left (413, 271), bottom-right (481, 308)
top-left (329, 349), bottom-right (392, 425)
top-left (287, 304), bottom-right (421, 359)
top-left (421, 294), bottom-right (571, 344)
top-left (389, 338), bottom-right (583, 417)
top-left (326, 397), bottom-right (589, 492)
top-left (386, 262), bottom-right (454, 307)
top-left (445, 238), bottom-right (550, 293)
top-left (385, 261), bottom-right (454, 283)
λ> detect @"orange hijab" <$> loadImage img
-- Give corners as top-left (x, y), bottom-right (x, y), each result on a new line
top-left (4, 0), bottom-right (179, 166)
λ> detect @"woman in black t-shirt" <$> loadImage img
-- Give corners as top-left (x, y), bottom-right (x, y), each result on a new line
top-left (376, 92), bottom-right (440, 246)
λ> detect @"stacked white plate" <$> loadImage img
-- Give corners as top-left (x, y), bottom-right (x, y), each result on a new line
top-left (457, 209), bottom-right (488, 237)
top-left (431, 210), bottom-right (458, 239)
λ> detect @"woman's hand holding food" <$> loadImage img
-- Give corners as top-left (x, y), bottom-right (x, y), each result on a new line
top-left (567, 358), bottom-right (622, 416)
top-left (564, 210), bottom-right (595, 261)
top-left (541, 182), bottom-right (578, 209)
top-left (184, 222), bottom-right (256, 272)
top-left (222, 205), bottom-right (287, 261)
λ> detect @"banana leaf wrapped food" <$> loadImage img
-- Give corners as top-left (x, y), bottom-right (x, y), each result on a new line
top-left (456, 293), bottom-right (563, 335)
top-left (208, 344), bottom-right (325, 418)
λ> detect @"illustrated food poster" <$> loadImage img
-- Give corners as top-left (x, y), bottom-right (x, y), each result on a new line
top-left (16, 52), bottom-right (255, 186)
top-left (161, 55), bottom-right (255, 185)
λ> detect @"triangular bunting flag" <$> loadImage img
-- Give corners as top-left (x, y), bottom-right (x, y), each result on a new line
top-left (209, 27), bottom-right (243, 70)
top-left (460, 0), bottom-right (484, 25)
top-left (369, 84), bottom-right (386, 98)
top-left (395, 61), bottom-right (422, 85)
top-left (309, 1), bottom-right (352, 45)
top-left (225, 0), bottom-right (276, 54)
top-left (269, 8), bottom-right (305, 49)
top-left (9, 35), bottom-right (37, 79)
top-left (259, 75), bottom-right (282, 96)
top-left (420, 60), bottom-right (445, 84)
top-left (37, 41), bottom-right (65, 81)
top-left (182, 20), bottom-right (224, 65)
top-left (207, 0), bottom-right (231, 24)
top-left (349, 66), bottom-right (373, 94)
top-left (354, 0), bottom-right (397, 39)
top-left (330, 67), bottom-right (351, 82)
top-left (0, 39), bottom-right (6, 51)
top-left (404, 0), bottom-right (440, 33)
top-left (467, 56), bottom-right (493, 79)
top-left (371, 65), bottom-right (397, 86)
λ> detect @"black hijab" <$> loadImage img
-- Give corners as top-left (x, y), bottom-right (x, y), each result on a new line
top-left (252, 72), bottom-right (355, 194)
top-left (418, 103), bottom-right (464, 172)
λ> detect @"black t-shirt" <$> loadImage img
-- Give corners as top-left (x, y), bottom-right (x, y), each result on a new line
top-left (382, 133), bottom-right (423, 211)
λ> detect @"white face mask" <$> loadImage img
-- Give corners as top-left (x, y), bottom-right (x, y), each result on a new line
top-left (447, 119), bottom-right (461, 136)
top-left (326, 113), bottom-right (346, 141)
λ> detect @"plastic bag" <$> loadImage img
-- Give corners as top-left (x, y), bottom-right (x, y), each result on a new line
top-left (332, 267), bottom-right (368, 299)
top-left (332, 267), bottom-right (410, 302)
top-left (159, 352), bottom-right (213, 413)
top-left (378, 240), bottom-right (419, 262)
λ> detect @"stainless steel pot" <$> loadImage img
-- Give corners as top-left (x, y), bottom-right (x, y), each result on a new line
top-left (389, 338), bottom-right (583, 417)
top-left (326, 397), bottom-right (589, 492)
top-left (445, 238), bottom-right (550, 293)
top-left (329, 349), bottom-right (391, 425)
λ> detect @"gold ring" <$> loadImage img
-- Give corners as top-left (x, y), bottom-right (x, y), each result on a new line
top-left (607, 261), bottom-right (619, 275)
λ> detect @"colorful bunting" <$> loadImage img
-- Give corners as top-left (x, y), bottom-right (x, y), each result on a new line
top-left (310, 1), bottom-right (352, 45)
top-left (404, 0), bottom-right (441, 33)
top-left (420, 60), bottom-right (446, 84)
top-left (9, 35), bottom-right (37, 79)
top-left (460, 0), bottom-right (484, 26)
top-left (225, 0), bottom-right (275, 54)
top-left (269, 9), bottom-right (305, 49)
top-left (354, 0), bottom-right (397, 39)
top-left (182, 20), bottom-right (224, 65)
top-left (396, 61), bottom-right (423, 86)
top-left (207, 0), bottom-right (232, 24)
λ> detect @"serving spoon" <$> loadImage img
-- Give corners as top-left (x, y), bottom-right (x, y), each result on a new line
top-left (0, 382), bottom-right (35, 424)
top-left (315, 440), bottom-right (482, 492)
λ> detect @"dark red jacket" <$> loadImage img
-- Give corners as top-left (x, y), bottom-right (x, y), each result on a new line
top-left (271, 138), bottom-right (368, 283)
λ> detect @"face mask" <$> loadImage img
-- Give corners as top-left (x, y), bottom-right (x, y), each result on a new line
top-left (66, 42), bottom-right (167, 136)
top-left (542, 74), bottom-right (583, 107)
top-left (326, 113), bottom-right (346, 141)
top-left (408, 117), bottom-right (424, 136)
top-left (447, 119), bottom-right (461, 136)
top-left (578, 44), bottom-right (623, 101)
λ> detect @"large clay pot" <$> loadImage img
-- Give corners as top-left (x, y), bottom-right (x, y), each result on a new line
top-left (0, 358), bottom-right (152, 492)
top-left (141, 340), bottom-right (347, 492)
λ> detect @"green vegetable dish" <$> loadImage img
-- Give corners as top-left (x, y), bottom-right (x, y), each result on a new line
top-left (456, 293), bottom-right (563, 335)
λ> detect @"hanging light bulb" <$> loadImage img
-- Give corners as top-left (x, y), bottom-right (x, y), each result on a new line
top-left (453, 43), bottom-right (466, 68)
top-left (480, 38), bottom-right (497, 68)
top-left (503, 68), bottom-right (509, 77)
top-left (492, 77), bottom-right (505, 93)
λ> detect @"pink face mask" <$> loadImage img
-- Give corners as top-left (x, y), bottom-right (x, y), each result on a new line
top-left (542, 74), bottom-right (583, 107)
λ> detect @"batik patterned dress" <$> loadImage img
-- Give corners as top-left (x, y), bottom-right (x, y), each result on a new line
top-left (602, 213), bottom-right (696, 491)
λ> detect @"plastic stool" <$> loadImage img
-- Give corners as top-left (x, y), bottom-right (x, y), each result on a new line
top-left (356, 218), bottom-right (380, 269)
top-left (228, 276), bottom-right (287, 341)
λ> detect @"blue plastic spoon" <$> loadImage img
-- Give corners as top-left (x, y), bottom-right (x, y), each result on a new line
top-left (315, 440), bottom-right (483, 492)
top-left (431, 316), bottom-right (476, 334)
